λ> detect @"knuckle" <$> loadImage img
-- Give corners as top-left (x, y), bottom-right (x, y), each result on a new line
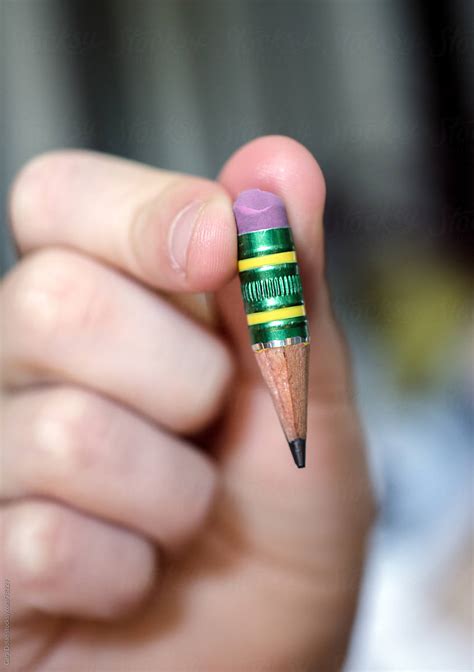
top-left (6, 250), bottom-right (106, 342)
top-left (5, 253), bottom-right (64, 339)
top-left (8, 503), bottom-right (73, 590)
top-left (32, 390), bottom-right (106, 484)
top-left (9, 150), bottom-right (86, 248)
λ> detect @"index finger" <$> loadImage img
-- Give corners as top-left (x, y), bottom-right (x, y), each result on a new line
top-left (9, 151), bottom-right (237, 293)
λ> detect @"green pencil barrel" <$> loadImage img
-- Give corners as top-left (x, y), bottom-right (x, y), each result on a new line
top-left (237, 228), bottom-right (309, 347)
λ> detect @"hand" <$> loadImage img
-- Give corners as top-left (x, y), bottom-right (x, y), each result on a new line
top-left (1, 136), bottom-right (374, 671)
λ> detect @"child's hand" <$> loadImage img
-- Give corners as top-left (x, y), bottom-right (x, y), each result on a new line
top-left (1, 136), bottom-right (374, 671)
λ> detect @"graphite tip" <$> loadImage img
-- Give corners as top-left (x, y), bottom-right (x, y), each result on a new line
top-left (289, 438), bottom-right (306, 468)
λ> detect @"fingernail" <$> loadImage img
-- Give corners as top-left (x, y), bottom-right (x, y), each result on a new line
top-left (168, 200), bottom-right (206, 274)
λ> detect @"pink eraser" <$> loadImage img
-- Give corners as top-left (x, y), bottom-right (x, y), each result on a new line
top-left (233, 189), bottom-right (289, 234)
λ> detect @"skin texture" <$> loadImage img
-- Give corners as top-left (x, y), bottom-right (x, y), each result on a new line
top-left (0, 136), bottom-right (375, 671)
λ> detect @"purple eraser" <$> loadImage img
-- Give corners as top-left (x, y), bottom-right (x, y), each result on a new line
top-left (233, 189), bottom-right (289, 234)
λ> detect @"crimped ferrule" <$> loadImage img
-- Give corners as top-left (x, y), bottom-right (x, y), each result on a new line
top-left (237, 226), bottom-right (309, 350)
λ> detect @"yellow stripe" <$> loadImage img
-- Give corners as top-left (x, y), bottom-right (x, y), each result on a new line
top-left (238, 250), bottom-right (296, 272)
top-left (246, 304), bottom-right (306, 326)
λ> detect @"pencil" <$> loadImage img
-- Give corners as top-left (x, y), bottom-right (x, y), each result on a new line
top-left (233, 189), bottom-right (309, 468)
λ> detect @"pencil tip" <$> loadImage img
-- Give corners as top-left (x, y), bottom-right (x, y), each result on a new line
top-left (289, 438), bottom-right (306, 468)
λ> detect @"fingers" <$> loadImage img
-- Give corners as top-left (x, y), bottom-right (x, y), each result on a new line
top-left (2, 387), bottom-right (218, 549)
top-left (9, 151), bottom-right (236, 292)
top-left (1, 499), bottom-right (156, 621)
top-left (1, 249), bottom-right (234, 433)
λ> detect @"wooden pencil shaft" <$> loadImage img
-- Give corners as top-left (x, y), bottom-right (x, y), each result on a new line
top-left (254, 342), bottom-right (309, 443)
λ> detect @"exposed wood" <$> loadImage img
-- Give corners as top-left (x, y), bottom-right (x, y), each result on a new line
top-left (255, 342), bottom-right (309, 442)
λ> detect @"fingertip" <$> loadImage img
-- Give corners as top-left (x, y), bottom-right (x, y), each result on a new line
top-left (187, 193), bottom-right (237, 291)
top-left (132, 180), bottom-right (237, 293)
top-left (218, 135), bottom-right (326, 268)
top-left (220, 135), bottom-right (326, 205)
top-left (165, 450), bottom-right (220, 550)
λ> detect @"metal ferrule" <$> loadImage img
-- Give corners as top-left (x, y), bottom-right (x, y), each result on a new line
top-left (252, 336), bottom-right (310, 352)
top-left (238, 227), bottom-right (309, 348)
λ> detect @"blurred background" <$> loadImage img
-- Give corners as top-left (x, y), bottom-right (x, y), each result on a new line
top-left (2, 1), bottom-right (473, 668)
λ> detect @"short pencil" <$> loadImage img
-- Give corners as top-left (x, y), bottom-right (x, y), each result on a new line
top-left (233, 189), bottom-right (309, 468)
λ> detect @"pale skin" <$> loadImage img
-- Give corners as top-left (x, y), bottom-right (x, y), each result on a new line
top-left (1, 136), bottom-right (375, 671)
